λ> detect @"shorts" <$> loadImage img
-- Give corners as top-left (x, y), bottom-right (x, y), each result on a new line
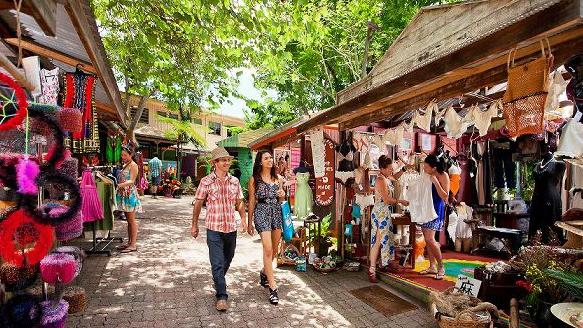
top-left (254, 204), bottom-right (283, 233)
top-left (151, 175), bottom-right (161, 185)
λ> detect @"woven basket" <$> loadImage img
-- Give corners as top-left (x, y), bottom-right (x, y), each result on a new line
top-left (502, 92), bottom-right (546, 138)
top-left (62, 286), bottom-right (87, 314)
top-left (431, 303), bottom-right (493, 328)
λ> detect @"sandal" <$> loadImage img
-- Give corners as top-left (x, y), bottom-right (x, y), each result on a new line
top-left (419, 268), bottom-right (437, 275)
top-left (116, 244), bottom-right (129, 250)
top-left (434, 268), bottom-right (445, 280)
top-left (120, 248), bottom-right (137, 254)
top-left (368, 270), bottom-right (379, 283)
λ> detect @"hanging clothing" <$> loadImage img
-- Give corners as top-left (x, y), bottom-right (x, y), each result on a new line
top-left (544, 71), bottom-right (569, 114)
top-left (116, 165), bottom-right (142, 213)
top-left (371, 175), bottom-right (395, 266)
top-left (64, 70), bottom-right (99, 153)
top-left (38, 68), bottom-right (60, 105)
top-left (529, 158), bottom-right (566, 242)
top-left (85, 174), bottom-right (116, 231)
top-left (492, 144), bottom-right (516, 189)
top-left (443, 105), bottom-right (474, 139)
top-left (106, 135), bottom-right (122, 164)
top-left (412, 103), bottom-right (435, 132)
top-left (309, 129), bottom-right (325, 178)
top-left (293, 172), bottom-right (313, 220)
top-left (556, 119), bottom-right (583, 158)
top-left (448, 163), bottom-right (462, 196)
top-left (404, 173), bottom-right (437, 224)
top-left (80, 170), bottom-right (104, 222)
top-left (472, 101), bottom-right (501, 137)
top-left (421, 184), bottom-right (446, 231)
top-left (455, 204), bottom-right (473, 239)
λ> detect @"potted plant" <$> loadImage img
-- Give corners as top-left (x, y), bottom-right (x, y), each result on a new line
top-left (510, 236), bottom-right (582, 326)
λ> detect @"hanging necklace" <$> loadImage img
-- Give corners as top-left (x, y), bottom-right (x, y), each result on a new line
top-left (539, 156), bottom-right (554, 170)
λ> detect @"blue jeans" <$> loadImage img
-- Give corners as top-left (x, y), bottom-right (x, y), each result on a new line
top-left (207, 230), bottom-right (237, 300)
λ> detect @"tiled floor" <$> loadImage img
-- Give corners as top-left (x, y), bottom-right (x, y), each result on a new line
top-left (68, 196), bottom-right (438, 328)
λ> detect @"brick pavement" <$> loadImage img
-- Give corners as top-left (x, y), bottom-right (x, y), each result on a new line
top-left (68, 196), bottom-right (438, 328)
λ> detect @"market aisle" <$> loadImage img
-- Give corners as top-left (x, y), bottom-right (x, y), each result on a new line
top-left (69, 196), bottom-right (437, 328)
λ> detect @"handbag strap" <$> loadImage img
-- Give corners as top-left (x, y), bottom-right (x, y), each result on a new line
top-left (507, 38), bottom-right (552, 69)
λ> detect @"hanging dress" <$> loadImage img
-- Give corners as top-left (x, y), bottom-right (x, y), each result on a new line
top-left (421, 184), bottom-right (446, 231)
top-left (294, 172), bottom-right (313, 220)
top-left (371, 174), bottom-right (395, 267)
top-left (80, 170), bottom-right (104, 222)
top-left (116, 164), bottom-right (142, 213)
top-left (448, 163), bottom-right (462, 197)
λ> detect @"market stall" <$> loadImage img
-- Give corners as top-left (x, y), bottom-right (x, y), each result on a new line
top-left (293, 0), bottom-right (583, 326)
top-left (0, 1), bottom-right (126, 326)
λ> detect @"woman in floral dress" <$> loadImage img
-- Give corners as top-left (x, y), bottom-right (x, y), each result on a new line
top-left (368, 155), bottom-right (409, 283)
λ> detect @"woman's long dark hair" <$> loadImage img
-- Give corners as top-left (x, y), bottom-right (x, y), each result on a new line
top-left (425, 153), bottom-right (446, 174)
top-left (252, 150), bottom-right (278, 189)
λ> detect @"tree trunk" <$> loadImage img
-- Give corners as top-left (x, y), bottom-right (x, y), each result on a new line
top-left (126, 91), bottom-right (153, 146)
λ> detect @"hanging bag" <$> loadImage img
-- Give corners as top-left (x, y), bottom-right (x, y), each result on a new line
top-left (281, 201), bottom-right (294, 242)
top-left (503, 39), bottom-right (553, 138)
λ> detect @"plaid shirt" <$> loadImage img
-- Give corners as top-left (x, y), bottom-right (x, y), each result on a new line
top-left (148, 157), bottom-right (162, 177)
top-left (195, 172), bottom-right (243, 233)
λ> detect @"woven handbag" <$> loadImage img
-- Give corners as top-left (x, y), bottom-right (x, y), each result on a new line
top-left (503, 39), bottom-right (553, 137)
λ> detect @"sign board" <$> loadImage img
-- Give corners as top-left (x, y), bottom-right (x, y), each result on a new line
top-left (315, 138), bottom-right (335, 206)
top-left (454, 275), bottom-right (482, 297)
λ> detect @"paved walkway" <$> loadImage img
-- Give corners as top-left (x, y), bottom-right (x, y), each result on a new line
top-left (69, 196), bottom-right (438, 328)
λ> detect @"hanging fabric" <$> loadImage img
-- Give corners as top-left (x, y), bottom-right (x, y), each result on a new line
top-left (403, 173), bottom-right (437, 224)
top-left (64, 69), bottom-right (99, 153)
top-left (412, 101), bottom-right (436, 132)
top-left (472, 100), bottom-right (501, 137)
top-left (308, 129), bottom-right (325, 178)
top-left (38, 67), bottom-right (60, 105)
top-left (443, 105), bottom-right (474, 139)
top-left (544, 70), bottom-right (569, 115)
top-left (503, 40), bottom-right (552, 138)
top-left (80, 169), bottom-right (104, 222)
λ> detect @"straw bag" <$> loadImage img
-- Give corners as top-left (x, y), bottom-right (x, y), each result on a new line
top-left (503, 39), bottom-right (553, 138)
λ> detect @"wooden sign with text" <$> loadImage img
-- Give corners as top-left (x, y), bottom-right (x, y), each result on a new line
top-left (315, 138), bottom-right (335, 206)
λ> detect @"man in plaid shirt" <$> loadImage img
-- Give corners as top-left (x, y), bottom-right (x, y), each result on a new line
top-left (192, 147), bottom-right (247, 312)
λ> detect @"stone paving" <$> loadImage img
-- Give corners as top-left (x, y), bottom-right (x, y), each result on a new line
top-left (68, 196), bottom-right (438, 328)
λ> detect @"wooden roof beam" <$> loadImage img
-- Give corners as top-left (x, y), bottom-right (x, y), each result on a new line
top-left (4, 37), bottom-right (97, 73)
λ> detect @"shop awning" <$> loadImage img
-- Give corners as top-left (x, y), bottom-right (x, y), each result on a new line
top-left (0, 0), bottom-right (127, 124)
top-left (297, 0), bottom-right (583, 133)
top-left (248, 116), bottom-right (310, 150)
top-left (217, 127), bottom-right (273, 149)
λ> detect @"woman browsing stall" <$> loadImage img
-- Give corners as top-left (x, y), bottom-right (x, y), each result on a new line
top-left (418, 154), bottom-right (450, 280)
top-left (368, 155), bottom-right (409, 283)
top-left (116, 146), bottom-right (142, 254)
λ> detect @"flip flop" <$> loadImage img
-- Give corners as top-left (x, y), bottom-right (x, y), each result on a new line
top-left (116, 244), bottom-right (129, 250)
top-left (434, 269), bottom-right (445, 280)
top-left (419, 268), bottom-right (437, 275)
top-left (120, 248), bottom-right (137, 254)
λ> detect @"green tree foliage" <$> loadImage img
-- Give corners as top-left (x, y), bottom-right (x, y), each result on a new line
top-left (91, 0), bottom-right (263, 142)
top-left (246, 0), bottom-right (451, 127)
